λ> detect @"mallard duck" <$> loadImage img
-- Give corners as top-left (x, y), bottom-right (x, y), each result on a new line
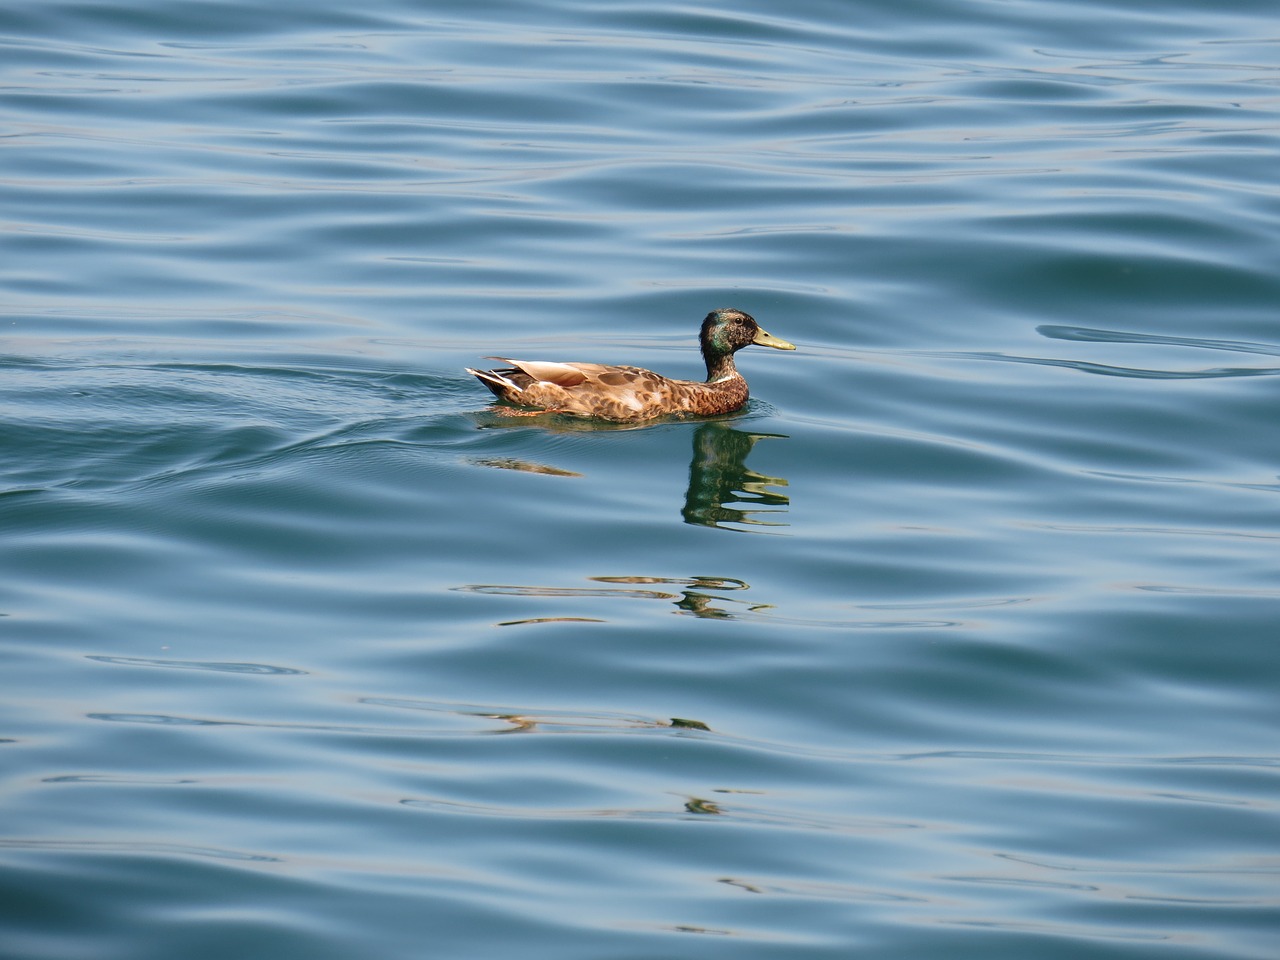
top-left (467, 308), bottom-right (795, 422)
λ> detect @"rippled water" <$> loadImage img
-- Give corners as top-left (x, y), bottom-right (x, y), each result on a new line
top-left (3, 2), bottom-right (1279, 957)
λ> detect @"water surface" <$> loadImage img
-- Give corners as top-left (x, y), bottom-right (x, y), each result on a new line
top-left (3, 2), bottom-right (1279, 958)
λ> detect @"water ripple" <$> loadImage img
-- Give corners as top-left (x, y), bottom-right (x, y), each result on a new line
top-left (86, 655), bottom-right (305, 674)
top-left (923, 349), bottom-right (1280, 380)
top-left (1039, 324), bottom-right (1280, 358)
top-left (0, 838), bottom-right (280, 863)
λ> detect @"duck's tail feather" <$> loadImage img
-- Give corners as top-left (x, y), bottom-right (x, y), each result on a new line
top-left (466, 366), bottom-right (522, 399)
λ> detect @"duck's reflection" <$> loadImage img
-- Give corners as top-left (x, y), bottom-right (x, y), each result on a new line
top-left (681, 422), bottom-right (788, 531)
top-left (453, 575), bottom-right (773, 622)
top-left (473, 415), bottom-right (790, 532)
top-left (594, 575), bottom-right (774, 620)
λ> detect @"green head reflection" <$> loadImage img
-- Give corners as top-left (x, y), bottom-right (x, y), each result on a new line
top-left (681, 422), bottom-right (789, 532)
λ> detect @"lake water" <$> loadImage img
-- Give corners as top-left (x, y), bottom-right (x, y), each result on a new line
top-left (3, 1), bottom-right (1279, 957)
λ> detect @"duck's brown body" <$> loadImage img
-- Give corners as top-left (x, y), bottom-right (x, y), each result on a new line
top-left (470, 358), bottom-right (751, 420)
top-left (467, 309), bottom-right (793, 423)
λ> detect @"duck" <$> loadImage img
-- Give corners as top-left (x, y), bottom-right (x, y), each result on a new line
top-left (467, 308), bottom-right (795, 422)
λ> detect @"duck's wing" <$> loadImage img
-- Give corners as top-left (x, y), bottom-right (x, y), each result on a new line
top-left (483, 358), bottom-right (590, 388)
top-left (471, 359), bottom-right (688, 420)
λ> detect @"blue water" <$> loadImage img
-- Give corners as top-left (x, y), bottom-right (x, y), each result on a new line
top-left (3, 2), bottom-right (1279, 957)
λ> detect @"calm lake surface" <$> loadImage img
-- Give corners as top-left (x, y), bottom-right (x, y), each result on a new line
top-left (3, 1), bottom-right (1279, 957)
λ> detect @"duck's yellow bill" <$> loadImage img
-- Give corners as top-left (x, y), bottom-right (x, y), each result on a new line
top-left (752, 327), bottom-right (796, 350)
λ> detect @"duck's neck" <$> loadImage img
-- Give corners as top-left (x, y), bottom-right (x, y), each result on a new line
top-left (703, 348), bottom-right (739, 383)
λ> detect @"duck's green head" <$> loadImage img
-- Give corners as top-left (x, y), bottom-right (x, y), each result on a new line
top-left (700, 308), bottom-right (796, 357)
